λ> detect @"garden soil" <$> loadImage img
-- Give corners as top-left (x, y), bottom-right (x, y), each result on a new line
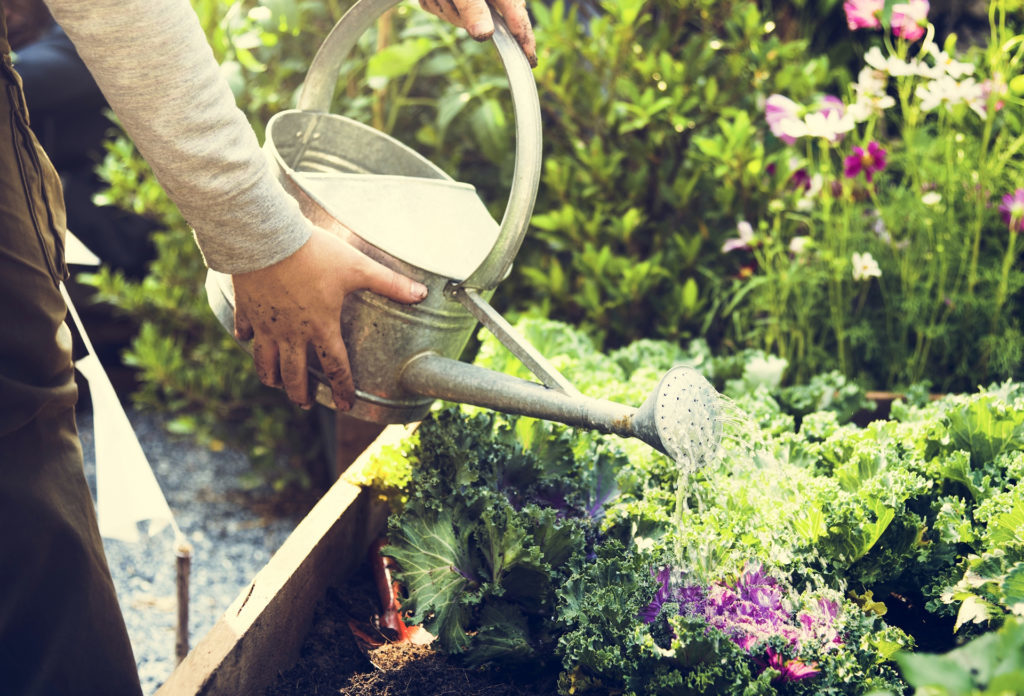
top-left (265, 562), bottom-right (560, 696)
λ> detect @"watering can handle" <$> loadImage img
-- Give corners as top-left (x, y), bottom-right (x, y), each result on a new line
top-left (297, 0), bottom-right (542, 292)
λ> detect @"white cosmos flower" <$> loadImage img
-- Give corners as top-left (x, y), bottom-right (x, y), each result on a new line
top-left (923, 45), bottom-right (976, 80)
top-left (864, 46), bottom-right (919, 77)
top-left (855, 66), bottom-right (888, 97)
top-left (849, 67), bottom-right (896, 122)
top-left (916, 75), bottom-right (985, 114)
top-left (780, 109), bottom-right (855, 142)
top-left (922, 191), bottom-right (942, 205)
top-left (789, 236), bottom-right (811, 255)
top-left (852, 251), bottom-right (882, 281)
top-left (849, 92), bottom-right (897, 122)
top-left (961, 78), bottom-right (988, 118)
top-left (864, 46), bottom-right (888, 71)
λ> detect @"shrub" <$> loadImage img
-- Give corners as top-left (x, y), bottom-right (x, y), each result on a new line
top-left (502, 0), bottom-right (833, 349)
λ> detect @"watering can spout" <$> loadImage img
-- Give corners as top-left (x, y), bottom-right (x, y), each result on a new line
top-left (399, 353), bottom-right (722, 461)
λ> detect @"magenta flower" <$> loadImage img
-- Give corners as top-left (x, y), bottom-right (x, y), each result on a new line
top-left (764, 647), bottom-right (821, 682)
top-left (1000, 188), bottom-right (1024, 232)
top-left (844, 142), bottom-right (887, 182)
top-left (892, 0), bottom-right (929, 42)
top-left (789, 168), bottom-right (812, 191)
top-left (641, 563), bottom-right (845, 689)
top-left (844, 0), bottom-right (883, 30)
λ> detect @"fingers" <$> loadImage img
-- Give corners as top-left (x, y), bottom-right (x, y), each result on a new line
top-left (252, 336), bottom-right (282, 389)
top-left (489, 0), bottom-right (537, 66)
top-left (234, 304), bottom-right (254, 341)
top-left (313, 330), bottom-right (355, 412)
top-left (418, 0), bottom-right (537, 67)
top-left (419, 0), bottom-right (459, 27)
top-left (279, 339), bottom-right (313, 409)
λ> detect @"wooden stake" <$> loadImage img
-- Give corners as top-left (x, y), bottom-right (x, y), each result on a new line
top-left (175, 535), bottom-right (193, 664)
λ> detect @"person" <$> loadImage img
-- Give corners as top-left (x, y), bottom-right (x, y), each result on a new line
top-left (0, 0), bottom-right (536, 694)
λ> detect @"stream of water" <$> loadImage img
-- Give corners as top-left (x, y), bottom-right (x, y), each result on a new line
top-left (658, 381), bottom-right (775, 583)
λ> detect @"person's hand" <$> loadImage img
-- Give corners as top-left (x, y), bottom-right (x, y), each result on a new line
top-left (231, 227), bottom-right (428, 411)
top-left (418, 0), bottom-right (537, 67)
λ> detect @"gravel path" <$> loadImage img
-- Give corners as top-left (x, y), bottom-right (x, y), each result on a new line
top-left (78, 404), bottom-right (303, 695)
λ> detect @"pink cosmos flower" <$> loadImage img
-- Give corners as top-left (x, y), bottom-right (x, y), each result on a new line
top-left (1000, 188), bottom-right (1024, 232)
top-left (844, 142), bottom-right (887, 182)
top-left (817, 95), bottom-right (845, 120)
top-left (765, 94), bottom-right (802, 145)
top-left (892, 0), bottom-right (929, 42)
top-left (844, 0), bottom-right (883, 30)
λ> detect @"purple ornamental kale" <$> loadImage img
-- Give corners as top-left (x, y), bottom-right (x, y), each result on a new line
top-left (640, 568), bottom-right (705, 623)
top-left (639, 563), bottom-right (840, 682)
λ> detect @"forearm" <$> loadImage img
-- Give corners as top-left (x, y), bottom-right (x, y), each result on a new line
top-left (42, 0), bottom-right (310, 273)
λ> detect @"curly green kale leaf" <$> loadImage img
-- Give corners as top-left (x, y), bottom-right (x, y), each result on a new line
top-left (926, 394), bottom-right (1024, 474)
top-left (385, 409), bottom-right (598, 666)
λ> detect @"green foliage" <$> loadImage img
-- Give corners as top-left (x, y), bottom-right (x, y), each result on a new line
top-left (474, 319), bottom-right (1024, 651)
top-left (878, 619), bottom-right (1024, 696)
top-left (382, 403), bottom-right (911, 694)
top-left (343, 432), bottom-right (419, 508)
top-left (383, 409), bottom-right (604, 670)
top-left (504, 0), bottom-right (833, 349)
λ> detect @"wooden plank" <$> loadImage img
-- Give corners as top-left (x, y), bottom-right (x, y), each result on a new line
top-left (155, 423), bottom-right (416, 696)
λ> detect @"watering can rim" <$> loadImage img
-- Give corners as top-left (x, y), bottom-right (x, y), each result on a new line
top-left (264, 108), bottom-right (502, 281)
top-left (266, 109), bottom-right (457, 183)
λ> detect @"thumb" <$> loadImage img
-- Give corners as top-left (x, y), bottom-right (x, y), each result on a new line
top-left (355, 254), bottom-right (429, 304)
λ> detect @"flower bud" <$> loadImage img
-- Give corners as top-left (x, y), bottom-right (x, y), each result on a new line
top-left (1010, 74), bottom-right (1024, 96)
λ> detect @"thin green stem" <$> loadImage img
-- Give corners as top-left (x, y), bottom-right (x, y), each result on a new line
top-left (967, 110), bottom-right (996, 292)
top-left (995, 228), bottom-right (1019, 316)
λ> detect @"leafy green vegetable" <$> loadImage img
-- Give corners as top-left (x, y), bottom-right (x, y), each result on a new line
top-left (373, 317), bottom-right (1024, 693)
top-left (890, 619), bottom-right (1024, 696)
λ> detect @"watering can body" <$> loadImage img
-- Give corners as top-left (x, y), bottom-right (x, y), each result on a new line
top-left (208, 0), bottom-right (541, 424)
top-left (261, 113), bottom-right (502, 424)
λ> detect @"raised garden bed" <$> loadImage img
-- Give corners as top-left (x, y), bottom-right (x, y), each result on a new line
top-left (154, 425), bottom-right (404, 696)
top-left (153, 421), bottom-right (559, 696)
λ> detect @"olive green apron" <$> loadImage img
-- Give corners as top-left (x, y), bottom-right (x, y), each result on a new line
top-left (0, 5), bottom-right (143, 694)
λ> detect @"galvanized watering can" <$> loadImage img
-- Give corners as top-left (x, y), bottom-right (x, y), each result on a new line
top-left (207, 0), bottom-right (721, 461)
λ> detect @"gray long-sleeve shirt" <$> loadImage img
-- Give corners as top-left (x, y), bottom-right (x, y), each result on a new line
top-left (43, 0), bottom-right (312, 273)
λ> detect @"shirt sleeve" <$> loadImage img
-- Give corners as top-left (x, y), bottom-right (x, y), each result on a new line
top-left (42, 0), bottom-right (313, 274)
